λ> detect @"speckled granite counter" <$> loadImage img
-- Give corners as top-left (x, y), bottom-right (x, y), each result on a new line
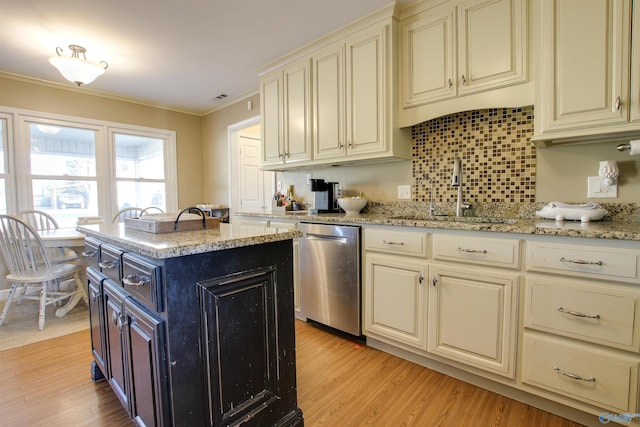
top-left (77, 222), bottom-right (302, 259)
top-left (237, 211), bottom-right (640, 241)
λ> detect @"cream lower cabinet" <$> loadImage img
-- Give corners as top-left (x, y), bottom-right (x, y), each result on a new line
top-left (522, 240), bottom-right (640, 418)
top-left (427, 233), bottom-right (521, 377)
top-left (428, 264), bottom-right (518, 378)
top-left (363, 227), bottom-right (428, 351)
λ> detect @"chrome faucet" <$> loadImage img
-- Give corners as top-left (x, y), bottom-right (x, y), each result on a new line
top-left (451, 157), bottom-right (471, 217)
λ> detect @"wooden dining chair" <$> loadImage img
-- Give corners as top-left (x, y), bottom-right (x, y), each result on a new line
top-left (19, 209), bottom-right (59, 231)
top-left (112, 207), bottom-right (144, 223)
top-left (18, 210), bottom-right (77, 262)
top-left (0, 215), bottom-right (87, 330)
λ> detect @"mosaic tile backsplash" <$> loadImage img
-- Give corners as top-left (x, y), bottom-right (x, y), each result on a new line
top-left (412, 106), bottom-right (535, 204)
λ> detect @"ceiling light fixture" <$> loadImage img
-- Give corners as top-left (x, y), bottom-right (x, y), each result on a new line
top-left (49, 44), bottom-right (108, 86)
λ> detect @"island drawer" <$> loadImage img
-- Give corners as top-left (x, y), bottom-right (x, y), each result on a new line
top-left (364, 228), bottom-right (428, 257)
top-left (122, 253), bottom-right (163, 312)
top-left (83, 237), bottom-right (101, 270)
top-left (521, 333), bottom-right (638, 414)
top-left (524, 277), bottom-right (640, 352)
top-left (432, 234), bottom-right (520, 269)
top-left (99, 244), bottom-right (123, 283)
top-left (526, 241), bottom-right (640, 284)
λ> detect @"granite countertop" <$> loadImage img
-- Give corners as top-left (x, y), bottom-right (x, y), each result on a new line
top-left (77, 222), bottom-right (302, 259)
top-left (236, 211), bottom-right (640, 241)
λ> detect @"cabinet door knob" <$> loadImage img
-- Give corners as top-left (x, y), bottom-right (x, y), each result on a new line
top-left (418, 273), bottom-right (424, 284)
top-left (82, 250), bottom-right (98, 258)
top-left (461, 75), bottom-right (467, 86)
top-left (432, 275), bottom-right (438, 287)
top-left (448, 78), bottom-right (453, 89)
top-left (614, 96), bottom-right (621, 111)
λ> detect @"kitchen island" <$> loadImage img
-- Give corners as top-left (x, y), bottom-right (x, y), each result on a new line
top-left (78, 222), bottom-right (304, 427)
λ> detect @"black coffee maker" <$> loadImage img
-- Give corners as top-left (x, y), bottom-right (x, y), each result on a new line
top-left (310, 179), bottom-right (340, 213)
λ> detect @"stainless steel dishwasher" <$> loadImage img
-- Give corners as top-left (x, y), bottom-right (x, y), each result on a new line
top-left (298, 222), bottom-right (361, 336)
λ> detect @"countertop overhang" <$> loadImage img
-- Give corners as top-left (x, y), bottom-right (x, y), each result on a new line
top-left (77, 222), bottom-right (302, 259)
top-left (237, 212), bottom-right (640, 241)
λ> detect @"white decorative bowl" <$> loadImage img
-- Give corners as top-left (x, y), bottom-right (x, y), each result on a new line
top-left (338, 197), bottom-right (367, 214)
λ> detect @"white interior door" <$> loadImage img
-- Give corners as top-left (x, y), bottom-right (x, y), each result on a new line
top-left (235, 132), bottom-right (274, 214)
top-left (238, 134), bottom-right (264, 212)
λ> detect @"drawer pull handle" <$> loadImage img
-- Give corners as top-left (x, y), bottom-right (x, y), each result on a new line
top-left (82, 250), bottom-right (98, 257)
top-left (383, 240), bottom-right (405, 246)
top-left (559, 257), bottom-right (603, 266)
top-left (123, 274), bottom-right (149, 287)
top-left (457, 247), bottom-right (487, 254)
top-left (553, 367), bottom-right (596, 383)
top-left (99, 260), bottom-right (119, 269)
top-left (557, 307), bottom-right (600, 319)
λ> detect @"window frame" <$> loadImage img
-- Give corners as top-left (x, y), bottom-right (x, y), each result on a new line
top-left (2, 106), bottom-right (178, 222)
top-left (0, 113), bottom-right (17, 214)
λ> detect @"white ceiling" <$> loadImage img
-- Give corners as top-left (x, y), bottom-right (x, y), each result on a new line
top-left (0, 0), bottom-right (406, 115)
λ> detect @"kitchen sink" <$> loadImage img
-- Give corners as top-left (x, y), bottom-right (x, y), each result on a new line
top-left (389, 215), bottom-right (517, 224)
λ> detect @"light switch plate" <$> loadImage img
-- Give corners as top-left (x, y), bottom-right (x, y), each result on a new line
top-left (587, 176), bottom-right (617, 198)
top-left (397, 185), bottom-right (411, 200)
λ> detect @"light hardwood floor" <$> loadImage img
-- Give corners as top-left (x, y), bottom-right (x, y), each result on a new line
top-left (0, 320), bottom-right (585, 426)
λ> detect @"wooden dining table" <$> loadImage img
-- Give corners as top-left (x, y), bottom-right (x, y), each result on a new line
top-left (37, 228), bottom-right (87, 317)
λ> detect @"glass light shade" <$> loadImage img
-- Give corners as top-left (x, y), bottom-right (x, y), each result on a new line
top-left (598, 160), bottom-right (619, 186)
top-left (49, 55), bottom-right (106, 86)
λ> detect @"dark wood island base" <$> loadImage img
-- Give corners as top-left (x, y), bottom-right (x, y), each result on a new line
top-left (82, 222), bottom-right (304, 427)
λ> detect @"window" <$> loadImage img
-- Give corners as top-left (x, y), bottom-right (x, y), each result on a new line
top-left (113, 131), bottom-right (168, 211)
top-left (26, 120), bottom-right (99, 227)
top-left (2, 107), bottom-right (177, 227)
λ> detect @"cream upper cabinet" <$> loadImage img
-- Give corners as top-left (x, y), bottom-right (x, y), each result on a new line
top-left (631, 0), bottom-right (640, 123)
top-left (313, 23), bottom-right (397, 162)
top-left (312, 42), bottom-right (345, 160)
top-left (313, 26), bottom-right (386, 160)
top-left (400, 7), bottom-right (455, 107)
top-left (260, 58), bottom-right (312, 169)
top-left (533, 0), bottom-right (640, 144)
top-left (258, 5), bottom-right (410, 169)
top-left (260, 71), bottom-right (283, 167)
top-left (457, 0), bottom-right (527, 95)
top-left (399, 0), bottom-right (530, 126)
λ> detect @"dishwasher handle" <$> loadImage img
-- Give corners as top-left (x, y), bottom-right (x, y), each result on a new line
top-left (305, 233), bottom-right (349, 245)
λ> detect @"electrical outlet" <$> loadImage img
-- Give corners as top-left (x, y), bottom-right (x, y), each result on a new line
top-left (397, 185), bottom-right (411, 200)
top-left (306, 174), bottom-right (312, 184)
top-left (587, 176), bottom-right (617, 198)
top-left (277, 181), bottom-right (282, 192)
